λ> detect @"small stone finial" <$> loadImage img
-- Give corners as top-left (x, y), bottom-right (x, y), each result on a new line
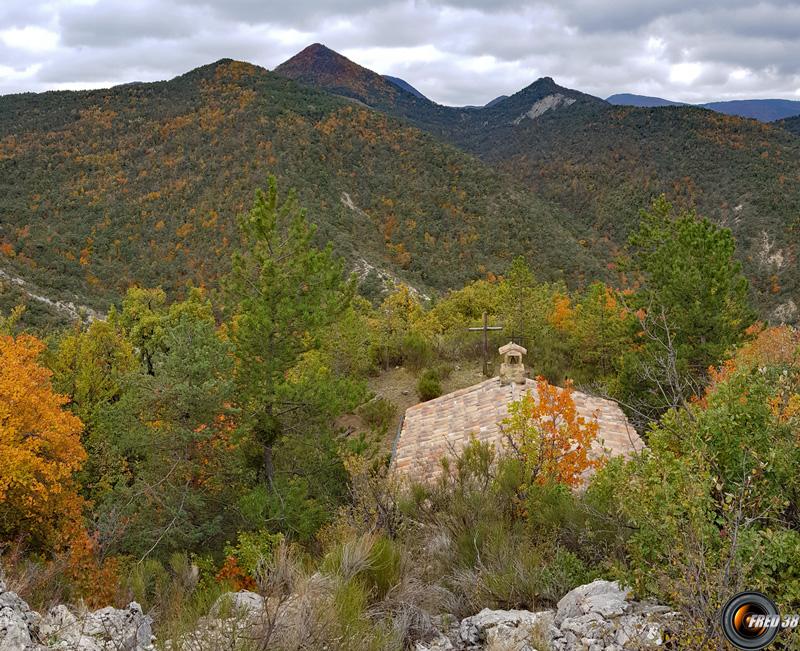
top-left (499, 342), bottom-right (527, 385)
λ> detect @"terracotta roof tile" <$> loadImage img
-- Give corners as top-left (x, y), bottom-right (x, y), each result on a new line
top-left (392, 377), bottom-right (642, 483)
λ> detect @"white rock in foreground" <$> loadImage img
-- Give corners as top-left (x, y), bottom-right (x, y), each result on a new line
top-left (418, 580), bottom-right (678, 650)
top-left (0, 581), bottom-right (43, 651)
top-left (0, 579), bottom-right (153, 651)
top-left (459, 608), bottom-right (555, 648)
top-left (556, 580), bottom-right (631, 623)
top-left (40, 602), bottom-right (154, 651)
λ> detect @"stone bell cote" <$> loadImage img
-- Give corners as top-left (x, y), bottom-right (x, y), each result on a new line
top-left (498, 341), bottom-right (527, 385)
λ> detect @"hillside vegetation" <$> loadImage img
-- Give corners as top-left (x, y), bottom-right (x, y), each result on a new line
top-left (0, 59), bottom-right (602, 326)
top-left (275, 44), bottom-right (800, 320)
top-left (1, 180), bottom-right (798, 651)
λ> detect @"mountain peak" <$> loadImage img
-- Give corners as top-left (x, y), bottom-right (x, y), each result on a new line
top-left (275, 43), bottom-right (382, 88)
top-left (288, 43), bottom-right (343, 65)
top-left (179, 58), bottom-right (268, 84)
top-left (274, 43), bottom-right (429, 108)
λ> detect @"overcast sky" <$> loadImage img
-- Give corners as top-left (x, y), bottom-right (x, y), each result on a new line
top-left (1, 0), bottom-right (798, 105)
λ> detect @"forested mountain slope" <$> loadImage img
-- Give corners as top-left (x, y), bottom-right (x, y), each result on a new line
top-left (275, 45), bottom-right (800, 321)
top-left (474, 103), bottom-right (800, 319)
top-left (0, 59), bottom-right (604, 323)
top-left (778, 115), bottom-right (800, 137)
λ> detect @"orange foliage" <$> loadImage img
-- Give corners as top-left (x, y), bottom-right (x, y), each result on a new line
top-left (700, 325), bottom-right (800, 407)
top-left (502, 378), bottom-right (600, 487)
top-left (0, 334), bottom-right (86, 549)
top-left (548, 295), bottom-right (574, 332)
top-left (64, 530), bottom-right (121, 608)
top-left (176, 222), bottom-right (195, 238)
top-left (215, 556), bottom-right (257, 591)
top-left (387, 242), bottom-right (411, 268)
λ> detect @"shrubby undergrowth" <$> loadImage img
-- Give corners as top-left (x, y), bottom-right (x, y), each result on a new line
top-left (1, 182), bottom-right (797, 650)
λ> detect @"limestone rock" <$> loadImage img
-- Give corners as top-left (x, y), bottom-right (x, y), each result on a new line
top-left (459, 608), bottom-right (555, 649)
top-left (0, 581), bottom-right (44, 651)
top-left (409, 580), bottom-right (679, 650)
top-left (166, 591), bottom-right (270, 650)
top-left (40, 602), bottom-right (154, 651)
top-left (555, 580), bottom-right (631, 624)
top-left (415, 632), bottom-right (455, 651)
top-left (208, 591), bottom-right (264, 620)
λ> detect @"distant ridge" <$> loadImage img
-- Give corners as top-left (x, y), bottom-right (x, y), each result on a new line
top-left (383, 75), bottom-right (427, 100)
top-left (608, 92), bottom-right (800, 122)
top-left (485, 95), bottom-right (509, 108)
top-left (703, 99), bottom-right (800, 122)
top-left (607, 93), bottom-right (685, 108)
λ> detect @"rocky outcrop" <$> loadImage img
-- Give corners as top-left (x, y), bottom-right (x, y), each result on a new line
top-left (511, 94), bottom-right (576, 125)
top-left (415, 580), bottom-right (679, 651)
top-left (1, 580), bottom-right (42, 651)
top-left (39, 602), bottom-right (153, 651)
top-left (2, 575), bottom-right (676, 651)
top-left (0, 580), bottom-right (153, 651)
top-left (167, 591), bottom-right (268, 650)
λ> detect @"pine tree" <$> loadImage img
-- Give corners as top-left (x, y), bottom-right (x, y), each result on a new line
top-left (620, 196), bottom-right (755, 419)
top-left (224, 177), bottom-right (354, 484)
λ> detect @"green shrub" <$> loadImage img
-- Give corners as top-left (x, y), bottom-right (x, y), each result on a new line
top-left (127, 559), bottom-right (170, 611)
top-left (224, 530), bottom-right (284, 577)
top-left (322, 534), bottom-right (402, 601)
top-left (401, 332), bottom-right (432, 371)
top-left (431, 361), bottom-right (454, 381)
top-left (453, 530), bottom-right (589, 611)
top-left (417, 369), bottom-right (442, 401)
top-left (356, 396), bottom-right (397, 435)
top-left (332, 579), bottom-right (400, 651)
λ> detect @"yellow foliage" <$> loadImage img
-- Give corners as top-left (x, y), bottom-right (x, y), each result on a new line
top-left (0, 334), bottom-right (86, 549)
top-left (548, 294), bottom-right (574, 332)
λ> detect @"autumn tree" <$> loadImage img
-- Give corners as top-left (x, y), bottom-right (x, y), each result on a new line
top-left (49, 318), bottom-right (137, 510)
top-left (501, 378), bottom-right (600, 488)
top-left (0, 333), bottom-right (86, 551)
top-left (375, 284), bottom-right (426, 367)
top-left (50, 318), bottom-right (136, 426)
top-left (567, 282), bottom-right (633, 385)
top-left (497, 257), bottom-right (571, 382)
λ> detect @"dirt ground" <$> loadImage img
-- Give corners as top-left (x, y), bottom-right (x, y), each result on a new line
top-left (365, 358), bottom-right (489, 450)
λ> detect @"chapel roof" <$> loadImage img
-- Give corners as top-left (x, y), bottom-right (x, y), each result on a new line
top-left (392, 376), bottom-right (642, 484)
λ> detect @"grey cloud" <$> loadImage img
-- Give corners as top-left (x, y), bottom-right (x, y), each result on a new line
top-left (58, 1), bottom-right (203, 47)
top-left (174, 0), bottom-right (385, 27)
top-left (0, 0), bottom-right (799, 104)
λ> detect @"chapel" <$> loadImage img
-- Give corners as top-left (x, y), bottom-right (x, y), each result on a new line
top-left (392, 342), bottom-right (642, 483)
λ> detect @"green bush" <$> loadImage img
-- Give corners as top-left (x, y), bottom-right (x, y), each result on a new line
top-left (431, 361), bottom-right (454, 381)
top-left (322, 534), bottom-right (402, 601)
top-left (127, 558), bottom-right (171, 611)
top-left (417, 369), bottom-right (442, 401)
top-left (224, 530), bottom-right (284, 577)
top-left (451, 526), bottom-right (590, 612)
top-left (401, 332), bottom-right (432, 371)
top-left (356, 396), bottom-right (397, 435)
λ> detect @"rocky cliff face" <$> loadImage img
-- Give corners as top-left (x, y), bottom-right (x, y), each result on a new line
top-left (0, 578), bottom-right (677, 650)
